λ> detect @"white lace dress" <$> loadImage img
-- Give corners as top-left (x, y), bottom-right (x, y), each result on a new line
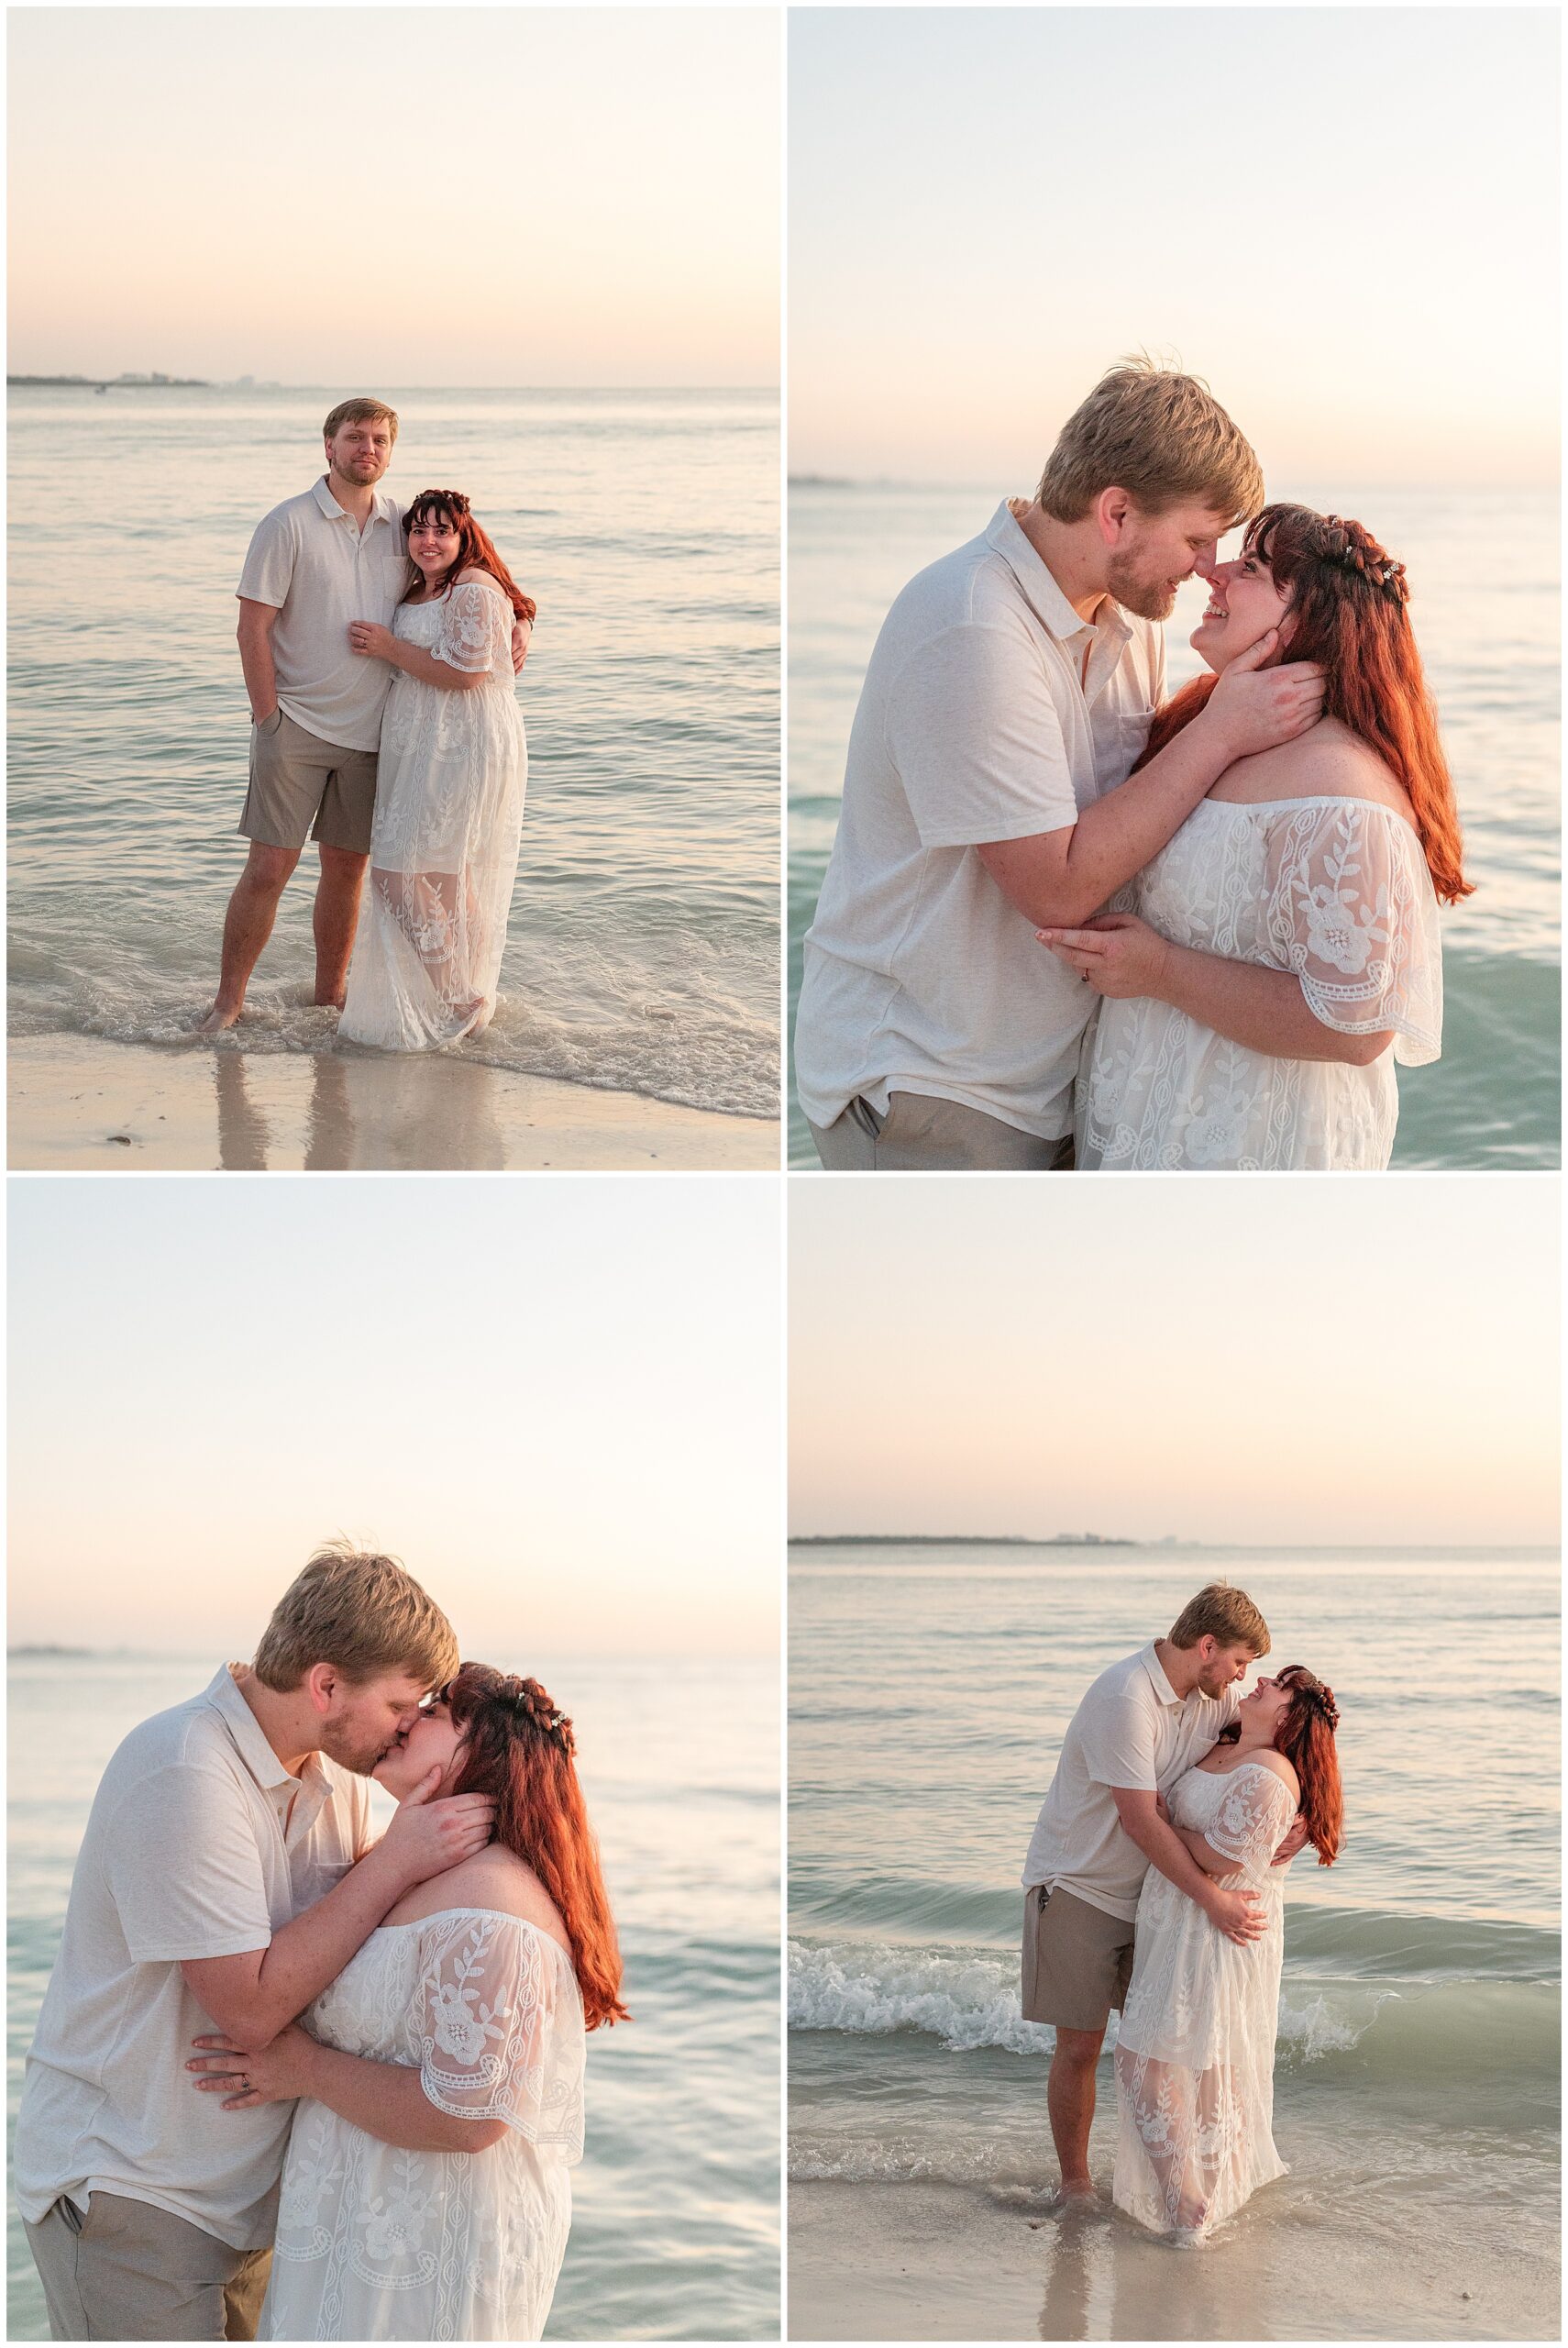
top-left (338, 581), bottom-right (526, 1051)
top-left (1077, 797), bottom-right (1442, 1168)
top-left (259, 1910), bottom-right (584, 2342)
top-left (1113, 1761), bottom-right (1297, 2245)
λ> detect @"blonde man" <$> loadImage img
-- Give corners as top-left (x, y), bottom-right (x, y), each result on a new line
top-left (17, 1545), bottom-right (492, 2342)
top-left (1020, 1586), bottom-right (1306, 2203)
top-left (796, 361), bottom-right (1327, 1168)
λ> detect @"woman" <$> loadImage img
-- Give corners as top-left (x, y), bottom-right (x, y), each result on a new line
top-left (1113, 1665), bottom-right (1342, 2245)
top-left (189, 1667), bottom-right (627, 2341)
top-left (338, 493), bottom-right (535, 1050)
top-left (1041, 507), bottom-right (1471, 1168)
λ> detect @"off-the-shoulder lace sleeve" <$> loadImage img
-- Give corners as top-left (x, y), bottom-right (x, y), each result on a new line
top-left (416, 1912), bottom-right (586, 2160)
top-left (1202, 1766), bottom-right (1297, 1869)
top-left (1267, 801), bottom-right (1442, 1067)
top-left (436, 580), bottom-right (505, 675)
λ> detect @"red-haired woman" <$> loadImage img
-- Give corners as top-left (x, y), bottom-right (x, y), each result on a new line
top-left (1039, 506), bottom-right (1469, 1167)
top-left (339, 493), bottom-right (536, 1049)
top-left (1113, 1666), bottom-right (1342, 2244)
top-left (190, 1667), bottom-right (626, 2340)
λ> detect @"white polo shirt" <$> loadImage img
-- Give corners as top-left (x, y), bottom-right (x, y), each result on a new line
top-left (795, 500), bottom-right (1165, 1140)
top-left (1021, 1645), bottom-right (1242, 1922)
top-left (237, 477), bottom-right (409, 751)
top-left (15, 1666), bottom-right (371, 2250)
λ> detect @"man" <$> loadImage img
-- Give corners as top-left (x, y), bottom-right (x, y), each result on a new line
top-left (16, 1544), bottom-right (492, 2341)
top-left (1020, 1584), bottom-right (1306, 2203)
top-left (199, 399), bottom-right (528, 1032)
top-left (794, 360), bottom-right (1327, 1168)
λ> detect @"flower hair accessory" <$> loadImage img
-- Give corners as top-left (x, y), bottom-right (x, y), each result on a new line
top-left (1318, 515), bottom-right (1408, 607)
top-left (499, 1673), bottom-right (576, 1756)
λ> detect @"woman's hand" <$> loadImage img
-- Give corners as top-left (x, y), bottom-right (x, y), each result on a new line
top-left (1154, 1790), bottom-right (1173, 1826)
top-left (187, 2022), bottom-right (315, 2111)
top-left (348, 621), bottom-right (398, 665)
top-left (1035, 912), bottom-right (1174, 1001)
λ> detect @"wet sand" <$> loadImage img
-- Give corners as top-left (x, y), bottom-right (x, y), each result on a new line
top-left (787, 2176), bottom-right (1557, 2342)
top-left (8, 1036), bottom-right (778, 1172)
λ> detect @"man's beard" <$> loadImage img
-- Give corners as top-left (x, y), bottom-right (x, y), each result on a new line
top-left (320, 1724), bottom-right (394, 1777)
top-left (1107, 549), bottom-right (1181, 623)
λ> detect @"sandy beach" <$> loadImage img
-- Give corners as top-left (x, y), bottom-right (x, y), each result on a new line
top-left (7, 1036), bottom-right (778, 1172)
top-left (789, 2170), bottom-right (1558, 2342)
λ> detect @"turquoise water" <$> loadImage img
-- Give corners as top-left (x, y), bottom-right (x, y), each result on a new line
top-left (788, 482), bottom-right (1561, 1167)
top-left (789, 1545), bottom-right (1560, 2331)
top-left (8, 1652), bottom-right (780, 2341)
top-left (8, 386), bottom-right (780, 1120)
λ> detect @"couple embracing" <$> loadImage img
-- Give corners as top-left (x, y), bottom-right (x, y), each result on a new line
top-left (16, 1545), bottom-right (624, 2342)
top-left (797, 360), bottom-right (1469, 1170)
top-left (201, 399), bottom-right (535, 1050)
top-left (1022, 1584), bottom-right (1341, 2243)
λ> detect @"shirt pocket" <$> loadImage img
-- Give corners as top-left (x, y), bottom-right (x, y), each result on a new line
top-left (381, 554), bottom-right (413, 613)
top-left (1104, 703), bottom-right (1155, 789)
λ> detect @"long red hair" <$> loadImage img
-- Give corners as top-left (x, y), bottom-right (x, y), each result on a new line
top-left (442, 1662), bottom-right (628, 2029)
top-left (401, 490), bottom-right (536, 625)
top-left (1219, 1662), bottom-right (1343, 1865)
top-left (1136, 504), bottom-right (1471, 904)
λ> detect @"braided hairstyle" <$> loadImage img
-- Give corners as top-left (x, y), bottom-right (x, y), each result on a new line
top-left (440, 1662), bottom-right (628, 2029)
top-left (401, 490), bottom-right (536, 626)
top-left (1133, 503), bottom-right (1472, 904)
top-left (1217, 1662), bottom-right (1343, 1866)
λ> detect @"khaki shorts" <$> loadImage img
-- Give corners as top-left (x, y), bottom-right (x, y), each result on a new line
top-left (1021, 1883), bottom-right (1135, 2032)
top-left (238, 707), bottom-right (378, 856)
top-left (809, 1091), bottom-right (1076, 1172)
top-left (24, 2190), bottom-right (271, 2341)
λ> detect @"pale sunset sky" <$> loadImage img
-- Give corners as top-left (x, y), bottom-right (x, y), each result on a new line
top-left (790, 8), bottom-right (1559, 484)
top-left (790, 1180), bottom-right (1561, 1546)
top-left (9, 1180), bottom-right (780, 1657)
top-left (7, 9), bottom-right (779, 385)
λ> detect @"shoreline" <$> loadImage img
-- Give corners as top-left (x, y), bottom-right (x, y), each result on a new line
top-left (7, 1035), bottom-right (778, 1172)
top-left (788, 2174), bottom-right (1557, 2342)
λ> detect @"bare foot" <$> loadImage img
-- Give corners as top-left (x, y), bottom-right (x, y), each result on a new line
top-left (1046, 2179), bottom-right (1098, 2209)
top-left (197, 1002), bottom-right (243, 1035)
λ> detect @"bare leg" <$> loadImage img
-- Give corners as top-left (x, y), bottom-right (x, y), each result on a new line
top-left (1047, 2025), bottom-right (1105, 2197)
top-left (199, 843), bottom-right (301, 1032)
top-left (373, 869), bottom-right (484, 1030)
top-left (313, 845), bottom-right (370, 1010)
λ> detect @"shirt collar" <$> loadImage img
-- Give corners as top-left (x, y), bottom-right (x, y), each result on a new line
top-left (1138, 1642), bottom-right (1187, 1710)
top-left (985, 498), bottom-right (1136, 659)
top-left (203, 1663), bottom-right (328, 1800)
top-left (312, 475), bottom-right (399, 532)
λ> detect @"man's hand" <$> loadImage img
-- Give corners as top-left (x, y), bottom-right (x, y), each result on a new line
top-left (1200, 629), bottom-right (1325, 761)
top-left (510, 617), bottom-right (532, 675)
top-left (377, 1768), bottom-right (495, 1889)
top-left (1035, 912), bottom-right (1171, 1000)
top-left (188, 2022), bottom-right (315, 2111)
top-left (1205, 1885), bottom-right (1267, 1944)
top-left (1271, 1812), bottom-right (1309, 1868)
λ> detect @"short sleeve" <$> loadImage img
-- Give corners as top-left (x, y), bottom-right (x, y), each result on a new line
top-left (885, 624), bottom-right (1078, 849)
top-left (237, 510), bottom-right (294, 609)
top-left (1077, 1694), bottom-right (1158, 1794)
top-left (437, 581), bottom-right (503, 675)
top-left (1203, 1766), bottom-right (1297, 1868)
top-left (417, 1913), bottom-right (584, 2159)
top-left (1269, 802), bottom-right (1442, 1067)
top-left (103, 1764), bottom-right (273, 1963)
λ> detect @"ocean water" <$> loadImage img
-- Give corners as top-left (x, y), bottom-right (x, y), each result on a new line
top-left (7, 1651), bottom-right (779, 2341)
top-left (787, 482), bottom-right (1561, 1167)
top-left (8, 385), bottom-right (779, 1121)
top-left (789, 1544), bottom-right (1561, 2336)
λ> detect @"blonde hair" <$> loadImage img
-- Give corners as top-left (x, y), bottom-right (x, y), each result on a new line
top-left (253, 1541), bottom-right (458, 1691)
top-left (322, 396), bottom-right (399, 446)
top-left (1037, 359), bottom-right (1263, 530)
top-left (1168, 1582), bottom-right (1271, 1656)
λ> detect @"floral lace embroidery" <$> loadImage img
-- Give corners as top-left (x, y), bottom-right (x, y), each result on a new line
top-left (1112, 1763), bottom-right (1298, 2244)
top-left (1077, 797), bottom-right (1442, 1170)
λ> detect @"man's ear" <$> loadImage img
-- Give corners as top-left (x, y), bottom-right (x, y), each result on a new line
top-left (1096, 486), bottom-right (1132, 548)
top-left (303, 1661), bottom-right (338, 1717)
